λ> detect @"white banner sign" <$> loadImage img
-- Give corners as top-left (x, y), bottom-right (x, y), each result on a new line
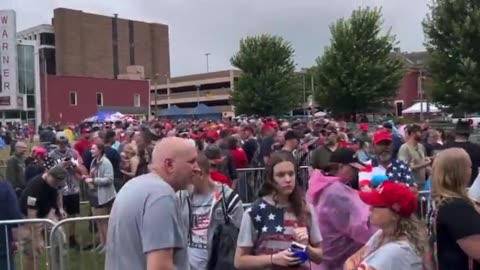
top-left (0, 10), bottom-right (17, 107)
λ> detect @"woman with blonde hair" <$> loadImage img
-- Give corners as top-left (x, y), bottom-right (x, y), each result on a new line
top-left (344, 181), bottom-right (428, 270)
top-left (428, 148), bottom-right (480, 270)
top-left (120, 143), bottom-right (139, 181)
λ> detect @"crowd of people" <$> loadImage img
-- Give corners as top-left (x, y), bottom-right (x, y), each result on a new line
top-left (0, 115), bottom-right (479, 270)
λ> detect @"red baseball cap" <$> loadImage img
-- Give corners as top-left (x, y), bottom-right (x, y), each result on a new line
top-left (373, 129), bottom-right (392, 144)
top-left (359, 123), bottom-right (369, 132)
top-left (81, 128), bottom-right (91, 134)
top-left (206, 130), bottom-right (219, 141)
top-left (359, 181), bottom-right (417, 217)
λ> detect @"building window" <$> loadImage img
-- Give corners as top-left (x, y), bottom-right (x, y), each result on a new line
top-left (17, 44), bottom-right (35, 94)
top-left (134, 94), bottom-right (141, 107)
top-left (5, 111), bottom-right (20, 119)
top-left (96, 92), bottom-right (103, 106)
top-left (27, 95), bottom-right (35, 108)
top-left (70, 91), bottom-right (77, 106)
top-left (395, 100), bottom-right (404, 117)
top-left (39, 33), bottom-right (55, 46)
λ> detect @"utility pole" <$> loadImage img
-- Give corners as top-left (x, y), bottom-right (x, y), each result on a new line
top-left (205, 53), bottom-right (211, 73)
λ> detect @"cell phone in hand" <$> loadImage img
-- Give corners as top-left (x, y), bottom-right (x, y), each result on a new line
top-left (289, 242), bottom-right (308, 265)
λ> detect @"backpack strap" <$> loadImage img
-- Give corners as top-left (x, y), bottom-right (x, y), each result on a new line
top-left (179, 191), bottom-right (193, 244)
top-left (220, 184), bottom-right (240, 224)
top-left (220, 184), bottom-right (231, 224)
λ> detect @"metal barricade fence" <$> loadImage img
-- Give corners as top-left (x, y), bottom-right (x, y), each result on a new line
top-left (0, 218), bottom-right (56, 270)
top-left (3, 194), bottom-right (432, 270)
top-left (235, 166), bottom-right (310, 203)
top-left (48, 216), bottom-right (109, 270)
top-left (236, 167), bottom-right (432, 219)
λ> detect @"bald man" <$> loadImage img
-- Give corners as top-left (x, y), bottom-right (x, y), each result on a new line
top-left (106, 137), bottom-right (200, 270)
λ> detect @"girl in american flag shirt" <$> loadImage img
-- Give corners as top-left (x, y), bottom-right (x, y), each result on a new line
top-left (234, 152), bottom-right (323, 269)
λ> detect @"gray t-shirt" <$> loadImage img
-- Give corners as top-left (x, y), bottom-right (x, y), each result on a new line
top-left (188, 192), bottom-right (214, 270)
top-left (360, 230), bottom-right (423, 270)
top-left (398, 143), bottom-right (427, 185)
top-left (105, 173), bottom-right (188, 270)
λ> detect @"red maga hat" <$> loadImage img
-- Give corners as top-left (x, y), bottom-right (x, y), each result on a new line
top-left (359, 181), bottom-right (417, 217)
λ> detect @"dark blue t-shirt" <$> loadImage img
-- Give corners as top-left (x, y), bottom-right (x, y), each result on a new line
top-left (0, 181), bottom-right (22, 257)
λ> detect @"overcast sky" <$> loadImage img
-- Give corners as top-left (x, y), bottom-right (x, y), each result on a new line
top-left (6, 0), bottom-right (430, 77)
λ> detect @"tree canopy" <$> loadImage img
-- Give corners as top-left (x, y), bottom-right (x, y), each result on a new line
top-left (313, 7), bottom-right (404, 119)
top-left (423, 0), bottom-right (480, 113)
top-left (230, 35), bottom-right (301, 116)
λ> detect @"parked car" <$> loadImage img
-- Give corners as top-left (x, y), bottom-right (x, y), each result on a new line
top-left (450, 112), bottom-right (480, 127)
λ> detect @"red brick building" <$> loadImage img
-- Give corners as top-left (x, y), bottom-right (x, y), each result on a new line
top-left (40, 75), bottom-right (150, 123)
top-left (16, 8), bottom-right (168, 124)
top-left (393, 51), bottom-right (430, 116)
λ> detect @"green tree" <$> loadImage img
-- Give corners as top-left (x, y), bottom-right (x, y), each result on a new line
top-left (423, 0), bottom-right (480, 113)
top-left (313, 7), bottom-right (404, 120)
top-left (230, 35), bottom-right (301, 116)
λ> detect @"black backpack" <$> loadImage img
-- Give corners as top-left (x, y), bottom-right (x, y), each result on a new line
top-left (207, 186), bottom-right (239, 270)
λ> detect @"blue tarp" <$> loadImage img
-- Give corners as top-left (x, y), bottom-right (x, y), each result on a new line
top-left (189, 104), bottom-right (219, 115)
top-left (158, 105), bottom-right (189, 117)
top-left (96, 111), bottom-right (115, 122)
top-left (158, 104), bottom-right (222, 120)
top-left (189, 104), bottom-right (222, 120)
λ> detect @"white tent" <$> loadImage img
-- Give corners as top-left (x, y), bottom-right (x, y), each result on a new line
top-left (82, 116), bottom-right (97, 122)
top-left (402, 102), bottom-right (441, 114)
top-left (314, 111), bottom-right (327, 117)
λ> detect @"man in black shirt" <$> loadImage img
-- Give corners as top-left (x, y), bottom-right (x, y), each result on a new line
top-left (443, 120), bottom-right (480, 185)
top-left (241, 126), bottom-right (258, 166)
top-left (276, 130), bottom-right (303, 187)
top-left (18, 166), bottom-right (68, 270)
top-left (277, 130), bottom-right (300, 162)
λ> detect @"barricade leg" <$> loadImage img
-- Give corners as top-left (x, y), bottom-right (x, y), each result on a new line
top-left (0, 219), bottom-right (55, 270)
top-left (49, 216), bottom-right (109, 270)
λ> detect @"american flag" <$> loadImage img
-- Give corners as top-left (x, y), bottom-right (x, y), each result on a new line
top-left (248, 199), bottom-right (310, 270)
top-left (248, 201), bottom-right (286, 235)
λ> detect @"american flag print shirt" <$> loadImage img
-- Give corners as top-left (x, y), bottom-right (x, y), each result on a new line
top-left (245, 198), bottom-right (321, 270)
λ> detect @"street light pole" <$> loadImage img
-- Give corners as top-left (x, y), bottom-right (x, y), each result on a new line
top-left (154, 73), bottom-right (160, 118)
top-left (303, 74), bottom-right (306, 116)
top-left (196, 84), bottom-right (201, 105)
top-left (205, 53), bottom-right (211, 73)
top-left (419, 69), bottom-right (424, 121)
top-left (310, 73), bottom-right (315, 116)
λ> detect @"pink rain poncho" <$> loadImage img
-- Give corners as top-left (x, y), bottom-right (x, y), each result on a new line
top-left (307, 170), bottom-right (377, 270)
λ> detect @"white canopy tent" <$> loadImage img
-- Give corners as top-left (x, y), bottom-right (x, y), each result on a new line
top-left (402, 102), bottom-right (441, 114)
top-left (314, 111), bottom-right (327, 117)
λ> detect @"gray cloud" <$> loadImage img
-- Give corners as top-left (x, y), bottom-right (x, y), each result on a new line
top-left (7, 0), bottom-right (430, 76)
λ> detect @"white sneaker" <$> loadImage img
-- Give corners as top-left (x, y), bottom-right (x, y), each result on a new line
top-left (91, 244), bottom-right (104, 252)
